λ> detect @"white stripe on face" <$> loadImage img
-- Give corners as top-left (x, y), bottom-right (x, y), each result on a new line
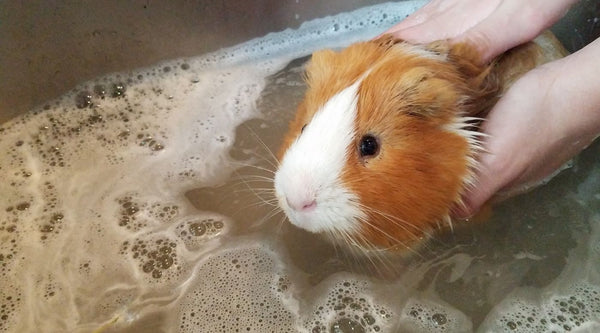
top-left (274, 79), bottom-right (365, 234)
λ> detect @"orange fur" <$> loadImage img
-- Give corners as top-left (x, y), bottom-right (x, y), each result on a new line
top-left (344, 38), bottom-right (495, 249)
top-left (279, 32), bottom-right (566, 250)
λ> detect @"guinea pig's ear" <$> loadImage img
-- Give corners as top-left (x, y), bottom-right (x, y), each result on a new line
top-left (372, 33), bottom-right (403, 51)
top-left (426, 40), bottom-right (502, 117)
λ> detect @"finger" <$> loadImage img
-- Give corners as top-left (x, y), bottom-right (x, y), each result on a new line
top-left (387, 22), bottom-right (452, 44)
top-left (384, 0), bottom-right (499, 44)
top-left (456, 155), bottom-right (504, 218)
top-left (453, 0), bottom-right (575, 63)
top-left (382, 0), bottom-right (439, 36)
top-left (454, 103), bottom-right (520, 218)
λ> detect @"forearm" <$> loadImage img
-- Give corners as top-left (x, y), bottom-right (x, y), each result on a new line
top-left (550, 37), bottom-right (600, 149)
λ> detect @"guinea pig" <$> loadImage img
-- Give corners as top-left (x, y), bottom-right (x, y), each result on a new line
top-left (273, 31), bottom-right (567, 252)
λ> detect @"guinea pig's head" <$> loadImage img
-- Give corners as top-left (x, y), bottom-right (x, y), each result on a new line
top-left (274, 35), bottom-right (500, 252)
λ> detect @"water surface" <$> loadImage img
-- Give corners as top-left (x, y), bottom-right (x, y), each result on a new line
top-left (0, 1), bottom-right (599, 332)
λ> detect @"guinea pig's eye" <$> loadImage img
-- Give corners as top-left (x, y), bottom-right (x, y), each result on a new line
top-left (359, 135), bottom-right (379, 157)
top-left (301, 124), bottom-right (307, 133)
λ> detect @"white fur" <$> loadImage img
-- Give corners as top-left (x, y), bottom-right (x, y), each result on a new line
top-left (442, 116), bottom-right (486, 206)
top-left (274, 80), bottom-right (365, 234)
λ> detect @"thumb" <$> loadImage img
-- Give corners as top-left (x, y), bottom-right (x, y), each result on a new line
top-left (452, 0), bottom-right (572, 63)
top-left (454, 150), bottom-right (509, 218)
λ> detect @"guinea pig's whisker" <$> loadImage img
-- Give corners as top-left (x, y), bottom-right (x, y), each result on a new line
top-left (356, 203), bottom-right (429, 241)
top-left (275, 215), bottom-right (288, 235)
top-left (231, 188), bottom-right (276, 198)
top-left (228, 182), bottom-right (275, 194)
top-left (230, 186), bottom-right (277, 205)
top-left (227, 190), bottom-right (276, 203)
top-left (231, 186), bottom-right (275, 194)
top-left (230, 161), bottom-right (277, 175)
top-left (224, 198), bottom-right (276, 220)
top-left (364, 205), bottom-right (442, 249)
top-left (230, 173), bottom-right (275, 182)
top-left (228, 182), bottom-right (274, 192)
top-left (351, 231), bottom-right (386, 263)
top-left (340, 228), bottom-right (363, 250)
top-left (255, 206), bottom-right (285, 226)
top-left (334, 229), bottom-right (353, 260)
top-left (237, 198), bottom-right (279, 210)
top-left (242, 208), bottom-right (284, 231)
top-left (335, 229), bottom-right (355, 254)
top-left (349, 231), bottom-right (398, 275)
top-left (325, 230), bottom-right (343, 259)
top-left (355, 216), bottom-right (423, 259)
top-left (242, 123), bottom-right (280, 168)
top-left (327, 230), bottom-right (347, 263)
top-left (442, 215), bottom-right (454, 233)
top-left (339, 229), bottom-right (368, 268)
top-left (231, 170), bottom-right (277, 206)
top-left (242, 175), bottom-right (276, 182)
top-left (364, 208), bottom-right (443, 253)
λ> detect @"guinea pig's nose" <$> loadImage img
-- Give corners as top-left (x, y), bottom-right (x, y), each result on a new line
top-left (286, 196), bottom-right (317, 212)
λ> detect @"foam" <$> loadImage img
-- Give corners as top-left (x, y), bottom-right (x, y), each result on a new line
top-left (176, 242), bottom-right (296, 332)
top-left (297, 275), bottom-right (397, 333)
top-left (398, 297), bottom-right (472, 332)
top-left (479, 214), bottom-right (600, 332)
top-left (0, 2), bottom-right (429, 331)
top-left (1, 0), bottom-right (600, 332)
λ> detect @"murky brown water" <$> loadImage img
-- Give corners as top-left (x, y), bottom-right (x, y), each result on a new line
top-left (0, 1), bottom-right (599, 332)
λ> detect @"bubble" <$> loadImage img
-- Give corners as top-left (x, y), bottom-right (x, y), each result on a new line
top-left (302, 277), bottom-right (394, 333)
top-left (330, 317), bottom-right (365, 333)
top-left (177, 245), bottom-right (295, 332)
top-left (111, 83), bottom-right (126, 97)
top-left (15, 202), bottom-right (30, 211)
top-left (398, 298), bottom-right (471, 332)
top-left (481, 282), bottom-right (600, 332)
top-left (40, 224), bottom-right (54, 233)
top-left (431, 313), bottom-right (447, 326)
top-left (10, 1), bottom-right (599, 332)
top-left (93, 84), bottom-right (107, 99)
top-left (188, 222), bottom-right (206, 236)
top-left (363, 313), bottom-right (375, 326)
top-left (75, 91), bottom-right (93, 109)
top-left (123, 236), bottom-right (180, 281)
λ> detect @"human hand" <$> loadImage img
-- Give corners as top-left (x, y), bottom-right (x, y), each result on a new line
top-left (457, 38), bottom-right (600, 216)
top-left (383, 0), bottom-right (578, 63)
top-left (382, 0), bottom-right (600, 216)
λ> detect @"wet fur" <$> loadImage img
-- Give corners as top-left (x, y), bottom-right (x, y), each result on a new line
top-left (278, 31), bottom-right (567, 251)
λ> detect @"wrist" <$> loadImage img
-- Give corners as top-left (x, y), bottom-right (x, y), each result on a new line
top-left (550, 37), bottom-right (600, 143)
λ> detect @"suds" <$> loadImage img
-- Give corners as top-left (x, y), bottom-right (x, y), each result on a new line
top-left (1, 1), bottom-right (599, 331)
top-left (177, 244), bottom-right (296, 332)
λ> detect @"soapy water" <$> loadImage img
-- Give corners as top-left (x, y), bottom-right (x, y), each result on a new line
top-left (0, 1), bottom-right (599, 332)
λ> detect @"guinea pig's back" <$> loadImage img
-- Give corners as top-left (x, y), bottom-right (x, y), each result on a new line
top-left (495, 31), bottom-right (569, 89)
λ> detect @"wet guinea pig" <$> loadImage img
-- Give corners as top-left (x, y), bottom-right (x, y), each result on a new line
top-left (274, 32), bottom-right (567, 252)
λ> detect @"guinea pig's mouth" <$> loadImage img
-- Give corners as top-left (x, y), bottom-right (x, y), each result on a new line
top-left (277, 196), bottom-right (324, 234)
top-left (276, 195), bottom-right (365, 239)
